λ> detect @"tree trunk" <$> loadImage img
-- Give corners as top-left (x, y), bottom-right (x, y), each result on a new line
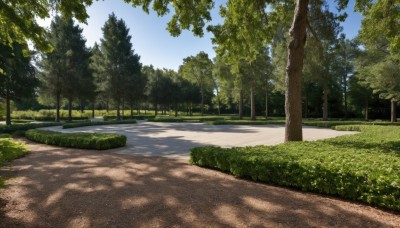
top-left (322, 83), bottom-right (328, 121)
top-left (5, 88), bottom-right (11, 126)
top-left (265, 88), bottom-right (268, 120)
top-left (138, 105), bottom-right (141, 115)
top-left (155, 103), bottom-right (158, 116)
top-left (190, 103), bottom-right (193, 116)
top-left (250, 82), bottom-right (256, 121)
top-left (285, 0), bottom-right (308, 142)
top-left (391, 99), bottom-right (397, 122)
top-left (92, 102), bottom-right (95, 118)
top-left (56, 92), bottom-right (61, 122)
top-left (68, 99), bottom-right (72, 122)
top-left (200, 89), bottom-right (204, 116)
top-left (122, 99), bottom-right (125, 119)
top-left (216, 87), bottom-right (221, 115)
top-left (106, 101), bottom-right (109, 113)
top-left (239, 89), bottom-right (243, 120)
top-left (365, 99), bottom-right (369, 121)
top-left (116, 101), bottom-right (121, 120)
top-left (174, 103), bottom-right (178, 117)
top-left (130, 103), bottom-right (134, 119)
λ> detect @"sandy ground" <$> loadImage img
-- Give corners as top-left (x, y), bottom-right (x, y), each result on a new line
top-left (41, 122), bottom-right (358, 158)
top-left (0, 142), bottom-right (399, 227)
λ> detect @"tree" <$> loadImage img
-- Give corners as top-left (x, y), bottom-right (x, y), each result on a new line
top-left (39, 16), bottom-right (70, 122)
top-left (358, 0), bottom-right (400, 122)
top-left (101, 13), bottom-right (140, 120)
top-left (180, 52), bottom-right (213, 115)
top-left (0, 42), bottom-right (37, 125)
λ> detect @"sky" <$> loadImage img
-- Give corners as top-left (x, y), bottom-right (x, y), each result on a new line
top-left (39, 0), bottom-right (363, 71)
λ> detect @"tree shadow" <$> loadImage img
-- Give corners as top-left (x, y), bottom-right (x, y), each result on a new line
top-left (1, 142), bottom-right (398, 227)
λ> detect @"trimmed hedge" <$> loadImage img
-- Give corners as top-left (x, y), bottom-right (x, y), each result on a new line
top-left (103, 115), bottom-right (155, 121)
top-left (0, 123), bottom-right (62, 134)
top-left (63, 119), bottom-right (137, 129)
top-left (190, 125), bottom-right (400, 211)
top-left (148, 117), bottom-right (184, 122)
top-left (25, 129), bottom-right (127, 150)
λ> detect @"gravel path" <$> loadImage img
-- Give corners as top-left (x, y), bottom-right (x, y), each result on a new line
top-left (41, 122), bottom-right (357, 158)
top-left (1, 141), bottom-right (399, 227)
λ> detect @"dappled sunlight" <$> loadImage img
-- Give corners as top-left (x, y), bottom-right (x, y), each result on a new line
top-left (121, 196), bottom-right (150, 209)
top-left (1, 141), bottom-right (399, 227)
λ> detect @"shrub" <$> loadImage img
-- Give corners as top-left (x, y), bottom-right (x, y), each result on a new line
top-left (0, 138), bottom-right (28, 164)
top-left (149, 117), bottom-right (184, 122)
top-left (0, 123), bottom-right (62, 134)
top-left (103, 115), bottom-right (155, 121)
top-left (25, 129), bottom-right (126, 150)
top-left (63, 119), bottom-right (137, 129)
top-left (190, 125), bottom-right (400, 211)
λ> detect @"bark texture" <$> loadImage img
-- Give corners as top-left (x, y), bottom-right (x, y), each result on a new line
top-left (391, 99), bottom-right (397, 122)
top-left (284, 0), bottom-right (308, 142)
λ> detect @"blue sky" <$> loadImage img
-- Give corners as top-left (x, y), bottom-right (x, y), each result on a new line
top-left (40, 0), bottom-right (363, 71)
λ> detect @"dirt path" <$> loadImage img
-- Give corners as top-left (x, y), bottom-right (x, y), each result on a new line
top-left (1, 141), bottom-right (399, 227)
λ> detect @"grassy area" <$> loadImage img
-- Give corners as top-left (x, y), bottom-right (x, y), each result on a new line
top-left (63, 119), bottom-right (137, 129)
top-left (0, 138), bottom-right (29, 187)
top-left (190, 125), bottom-right (400, 211)
top-left (25, 129), bottom-right (127, 150)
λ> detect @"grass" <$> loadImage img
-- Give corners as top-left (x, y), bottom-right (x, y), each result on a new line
top-left (190, 125), bottom-right (400, 211)
top-left (25, 129), bottom-right (127, 150)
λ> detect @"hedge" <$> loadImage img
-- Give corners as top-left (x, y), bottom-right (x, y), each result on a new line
top-left (25, 129), bottom-right (127, 150)
top-left (0, 138), bottom-right (28, 187)
top-left (0, 123), bottom-right (62, 134)
top-left (148, 117), bottom-right (184, 122)
top-left (103, 115), bottom-right (155, 121)
top-left (190, 125), bottom-right (400, 211)
top-left (63, 119), bottom-right (137, 129)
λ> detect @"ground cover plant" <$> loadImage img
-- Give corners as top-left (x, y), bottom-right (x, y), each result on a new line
top-left (63, 119), bottom-right (137, 129)
top-left (190, 125), bottom-right (400, 211)
top-left (25, 129), bottom-right (126, 150)
top-left (0, 138), bottom-right (29, 187)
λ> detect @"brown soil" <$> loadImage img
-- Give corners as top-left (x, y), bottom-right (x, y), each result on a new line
top-left (1, 140), bottom-right (399, 227)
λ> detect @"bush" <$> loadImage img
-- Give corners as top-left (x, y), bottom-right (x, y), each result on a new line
top-left (103, 115), bottom-right (155, 121)
top-left (0, 138), bottom-right (28, 164)
top-left (25, 129), bottom-right (126, 150)
top-left (190, 125), bottom-right (400, 211)
top-left (149, 117), bottom-right (184, 122)
top-left (63, 119), bottom-right (137, 129)
top-left (0, 122), bottom-right (62, 134)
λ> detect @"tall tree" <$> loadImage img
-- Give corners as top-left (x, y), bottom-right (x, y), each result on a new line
top-left (180, 52), bottom-right (213, 115)
top-left (0, 42), bottom-right (37, 125)
top-left (101, 13), bottom-right (139, 120)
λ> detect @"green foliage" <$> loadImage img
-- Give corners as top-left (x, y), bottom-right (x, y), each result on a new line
top-left (0, 138), bottom-right (28, 164)
top-left (62, 119), bottom-right (137, 129)
top-left (0, 122), bottom-right (61, 134)
top-left (11, 110), bottom-right (89, 121)
top-left (25, 129), bottom-right (126, 150)
top-left (0, 133), bottom-right (11, 138)
top-left (149, 117), bottom-right (184, 122)
top-left (103, 115), bottom-right (155, 121)
top-left (191, 125), bottom-right (400, 211)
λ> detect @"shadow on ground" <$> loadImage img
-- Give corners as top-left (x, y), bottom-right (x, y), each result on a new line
top-left (1, 142), bottom-right (399, 227)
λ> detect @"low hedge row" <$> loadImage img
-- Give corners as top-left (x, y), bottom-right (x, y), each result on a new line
top-left (103, 115), bottom-right (155, 121)
top-left (148, 117), bottom-right (184, 122)
top-left (190, 125), bottom-right (400, 211)
top-left (25, 129), bottom-right (127, 150)
top-left (0, 123), bottom-right (62, 134)
top-left (63, 119), bottom-right (137, 129)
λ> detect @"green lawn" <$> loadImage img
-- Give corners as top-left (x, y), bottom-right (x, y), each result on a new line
top-left (190, 125), bottom-right (400, 211)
